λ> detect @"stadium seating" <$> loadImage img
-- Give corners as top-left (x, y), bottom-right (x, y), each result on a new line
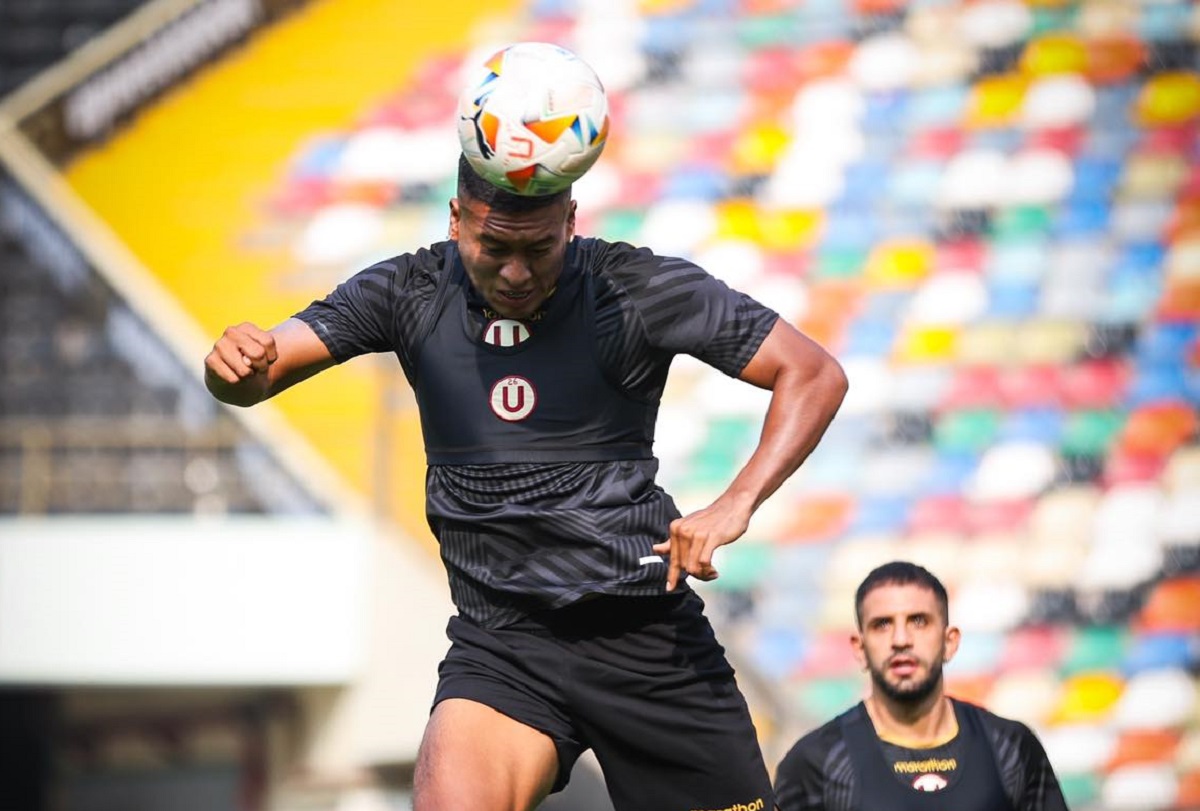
top-left (0, 233), bottom-right (319, 515)
top-left (21, 0), bottom-right (1198, 806)
top-left (260, 2), bottom-right (1196, 805)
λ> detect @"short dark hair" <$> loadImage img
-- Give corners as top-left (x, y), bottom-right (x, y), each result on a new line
top-left (854, 561), bottom-right (949, 630)
top-left (456, 153), bottom-right (571, 212)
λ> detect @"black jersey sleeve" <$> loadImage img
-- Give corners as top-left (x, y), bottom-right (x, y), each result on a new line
top-left (775, 720), bottom-right (848, 811)
top-left (585, 239), bottom-right (780, 386)
top-left (292, 243), bottom-right (446, 379)
top-left (983, 711), bottom-right (1069, 811)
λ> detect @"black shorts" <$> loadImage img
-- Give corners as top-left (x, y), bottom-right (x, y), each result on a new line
top-left (433, 590), bottom-right (774, 811)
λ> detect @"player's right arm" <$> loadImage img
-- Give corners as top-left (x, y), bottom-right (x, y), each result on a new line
top-left (204, 318), bottom-right (336, 407)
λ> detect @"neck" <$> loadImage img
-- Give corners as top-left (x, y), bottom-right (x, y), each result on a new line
top-left (864, 691), bottom-right (956, 748)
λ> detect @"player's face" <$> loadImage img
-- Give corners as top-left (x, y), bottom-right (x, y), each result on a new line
top-left (450, 194), bottom-right (576, 320)
top-left (852, 583), bottom-right (960, 706)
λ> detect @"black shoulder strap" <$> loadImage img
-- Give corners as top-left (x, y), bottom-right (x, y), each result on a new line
top-left (955, 700), bottom-right (1017, 811)
top-left (412, 243), bottom-right (464, 358)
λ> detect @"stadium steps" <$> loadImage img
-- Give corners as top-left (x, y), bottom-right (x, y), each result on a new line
top-left (62, 0), bottom-right (517, 543)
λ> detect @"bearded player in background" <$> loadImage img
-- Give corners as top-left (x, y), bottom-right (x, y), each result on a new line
top-left (774, 561), bottom-right (1068, 811)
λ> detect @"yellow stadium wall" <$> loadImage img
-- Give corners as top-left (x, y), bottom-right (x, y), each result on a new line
top-left (63, 0), bottom-right (519, 545)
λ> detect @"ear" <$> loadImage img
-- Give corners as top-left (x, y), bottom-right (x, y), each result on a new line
top-left (943, 625), bottom-right (961, 664)
top-left (567, 199), bottom-right (577, 239)
top-left (449, 198), bottom-right (461, 240)
top-left (851, 631), bottom-right (867, 671)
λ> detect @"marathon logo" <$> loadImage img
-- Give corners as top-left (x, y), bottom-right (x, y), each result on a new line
top-left (893, 757), bottom-right (957, 774)
top-left (691, 799), bottom-right (765, 811)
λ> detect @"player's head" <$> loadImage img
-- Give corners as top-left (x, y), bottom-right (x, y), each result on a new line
top-left (450, 153), bottom-right (576, 320)
top-left (852, 561), bottom-right (959, 707)
top-left (854, 561), bottom-right (949, 630)
top-left (455, 153), bottom-right (572, 212)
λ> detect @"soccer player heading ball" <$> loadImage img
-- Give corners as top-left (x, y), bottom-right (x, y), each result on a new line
top-left (205, 41), bottom-right (848, 811)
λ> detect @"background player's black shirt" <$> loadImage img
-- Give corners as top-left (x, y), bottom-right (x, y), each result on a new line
top-left (295, 237), bottom-right (779, 627)
top-left (774, 699), bottom-right (1069, 811)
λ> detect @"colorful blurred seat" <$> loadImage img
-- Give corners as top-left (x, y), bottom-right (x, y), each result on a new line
top-left (1108, 667), bottom-right (1195, 729)
top-left (1163, 447), bottom-right (1200, 493)
top-left (1113, 199), bottom-right (1173, 244)
top-left (1136, 577), bottom-right (1200, 633)
top-left (887, 365), bottom-right (952, 412)
top-left (933, 408), bottom-right (1001, 454)
top-left (986, 668), bottom-right (1061, 726)
top-left (1070, 154), bottom-right (1123, 203)
top-left (1060, 409), bottom-right (1124, 461)
top-left (1117, 402), bottom-right (1197, 458)
top-left (1121, 151), bottom-right (1191, 201)
top-left (1000, 364), bottom-right (1065, 407)
top-left (984, 279), bottom-right (1040, 319)
top-left (1175, 768), bottom-right (1200, 811)
top-left (1054, 198), bottom-right (1110, 237)
top-left (1159, 487), bottom-right (1200, 551)
top-left (956, 321), bottom-right (1021, 364)
top-left (1041, 724), bottom-right (1118, 778)
top-left (907, 494), bottom-right (967, 535)
top-left (966, 71), bottom-right (1030, 128)
top-left (1123, 633), bottom-right (1199, 677)
top-left (1059, 359), bottom-right (1128, 409)
top-left (1084, 34), bottom-right (1143, 87)
top-left (1134, 71), bottom-right (1200, 128)
top-left (747, 624), bottom-right (807, 680)
top-left (1020, 75), bottom-right (1096, 131)
top-left (1019, 32), bottom-right (1087, 76)
top-left (293, 203), bottom-right (386, 267)
top-left (1108, 729), bottom-right (1183, 772)
top-left (849, 494), bottom-right (910, 535)
top-left (1053, 671), bottom-right (1125, 724)
top-left (900, 530), bottom-right (968, 582)
top-left (1062, 626), bottom-right (1129, 675)
top-left (951, 579), bottom-right (1030, 633)
top-left (966, 440), bottom-right (1057, 501)
top-left (779, 493), bottom-right (855, 544)
top-left (1029, 485), bottom-right (1099, 544)
top-left (999, 625), bottom-right (1067, 672)
top-left (795, 630), bottom-right (862, 678)
top-left (793, 677), bottom-right (864, 722)
top-left (920, 453), bottom-right (980, 497)
top-left (1101, 763), bottom-right (1179, 811)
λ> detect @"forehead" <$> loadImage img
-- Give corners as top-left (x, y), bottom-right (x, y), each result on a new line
top-left (859, 582), bottom-right (943, 621)
top-left (458, 196), bottom-right (568, 240)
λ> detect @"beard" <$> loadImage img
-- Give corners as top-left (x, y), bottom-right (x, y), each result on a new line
top-left (868, 656), bottom-right (945, 705)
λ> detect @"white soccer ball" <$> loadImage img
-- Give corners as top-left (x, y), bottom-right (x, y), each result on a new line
top-left (457, 42), bottom-right (610, 196)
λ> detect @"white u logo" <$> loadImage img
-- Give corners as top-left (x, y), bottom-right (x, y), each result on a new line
top-left (489, 376), bottom-right (536, 421)
top-left (482, 319), bottom-right (530, 347)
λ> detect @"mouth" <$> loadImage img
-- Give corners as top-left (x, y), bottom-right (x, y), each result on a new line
top-left (888, 657), bottom-right (919, 678)
top-left (492, 289), bottom-right (538, 316)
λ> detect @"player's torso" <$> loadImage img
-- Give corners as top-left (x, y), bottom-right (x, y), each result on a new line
top-left (413, 240), bottom-right (657, 466)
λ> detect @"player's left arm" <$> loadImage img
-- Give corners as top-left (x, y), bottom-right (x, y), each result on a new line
top-left (657, 317), bottom-right (848, 590)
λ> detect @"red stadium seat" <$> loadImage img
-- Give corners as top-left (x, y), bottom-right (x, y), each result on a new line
top-left (1136, 577), bottom-right (1200, 633)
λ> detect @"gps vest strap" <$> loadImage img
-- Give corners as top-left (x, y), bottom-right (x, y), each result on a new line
top-left (838, 701), bottom-right (1013, 811)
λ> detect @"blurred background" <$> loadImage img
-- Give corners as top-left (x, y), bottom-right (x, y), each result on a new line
top-left (0, 0), bottom-right (1198, 809)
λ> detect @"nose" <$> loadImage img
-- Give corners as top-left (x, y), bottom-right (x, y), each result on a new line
top-left (891, 623), bottom-right (912, 649)
top-left (499, 257), bottom-right (532, 285)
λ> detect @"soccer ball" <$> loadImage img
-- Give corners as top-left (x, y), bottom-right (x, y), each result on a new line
top-left (457, 42), bottom-right (609, 196)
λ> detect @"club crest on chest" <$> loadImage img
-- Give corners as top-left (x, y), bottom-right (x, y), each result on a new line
top-left (482, 318), bottom-right (532, 347)
top-left (490, 376), bottom-right (537, 421)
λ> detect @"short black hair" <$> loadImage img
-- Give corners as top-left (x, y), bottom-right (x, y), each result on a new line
top-left (456, 153), bottom-right (571, 213)
top-left (854, 561), bottom-right (949, 630)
